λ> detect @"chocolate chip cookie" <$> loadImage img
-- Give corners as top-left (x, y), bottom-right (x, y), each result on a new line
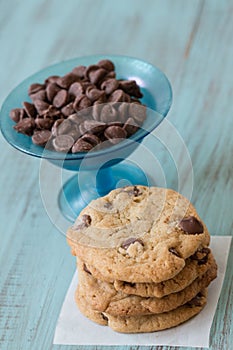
top-left (78, 247), bottom-right (215, 297)
top-left (75, 288), bottom-right (208, 333)
top-left (77, 258), bottom-right (217, 316)
top-left (67, 186), bottom-right (211, 283)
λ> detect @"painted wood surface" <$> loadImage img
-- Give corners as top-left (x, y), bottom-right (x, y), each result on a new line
top-left (0, 1), bottom-right (232, 349)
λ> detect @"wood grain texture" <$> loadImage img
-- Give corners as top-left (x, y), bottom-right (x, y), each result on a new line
top-left (0, 0), bottom-right (232, 349)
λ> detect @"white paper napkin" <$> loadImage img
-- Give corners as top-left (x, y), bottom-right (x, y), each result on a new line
top-left (53, 236), bottom-right (231, 348)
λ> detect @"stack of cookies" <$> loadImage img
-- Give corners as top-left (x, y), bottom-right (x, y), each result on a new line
top-left (67, 186), bottom-right (217, 333)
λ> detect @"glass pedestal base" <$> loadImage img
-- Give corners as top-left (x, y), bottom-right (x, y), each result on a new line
top-left (58, 160), bottom-right (149, 222)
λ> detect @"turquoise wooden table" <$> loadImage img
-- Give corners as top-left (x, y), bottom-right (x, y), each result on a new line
top-left (0, 1), bottom-right (232, 349)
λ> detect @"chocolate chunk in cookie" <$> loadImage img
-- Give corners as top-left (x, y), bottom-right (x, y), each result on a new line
top-left (179, 216), bottom-right (204, 234)
top-left (121, 237), bottom-right (144, 250)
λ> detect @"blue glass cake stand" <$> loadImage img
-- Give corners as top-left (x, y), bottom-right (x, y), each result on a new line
top-left (0, 55), bottom-right (172, 222)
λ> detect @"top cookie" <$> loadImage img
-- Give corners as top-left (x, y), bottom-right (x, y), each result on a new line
top-left (67, 186), bottom-right (210, 283)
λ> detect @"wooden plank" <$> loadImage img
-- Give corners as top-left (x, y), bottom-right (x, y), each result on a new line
top-left (167, 3), bottom-right (233, 347)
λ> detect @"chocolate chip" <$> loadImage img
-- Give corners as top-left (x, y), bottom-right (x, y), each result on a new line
top-left (119, 80), bottom-right (143, 98)
top-left (82, 214), bottom-right (92, 225)
top-left (32, 130), bottom-right (51, 146)
top-left (56, 73), bottom-right (78, 89)
top-left (80, 81), bottom-right (95, 92)
top-left (190, 247), bottom-right (210, 265)
top-left (82, 120), bottom-right (106, 134)
top-left (133, 186), bottom-right (141, 196)
top-left (100, 78), bottom-right (119, 95)
top-left (200, 247), bottom-right (210, 255)
top-left (44, 105), bottom-right (61, 119)
top-left (72, 139), bottom-right (93, 153)
top-left (51, 119), bottom-right (65, 136)
top-left (28, 83), bottom-right (45, 96)
top-left (85, 64), bottom-right (99, 78)
top-left (108, 89), bottom-right (126, 103)
top-left (104, 202), bottom-right (113, 209)
top-left (52, 135), bottom-right (75, 152)
top-left (80, 133), bottom-right (100, 146)
top-left (129, 103), bottom-right (146, 124)
top-left (124, 93), bottom-right (132, 103)
top-left (107, 121), bottom-right (123, 127)
top-left (104, 125), bottom-right (127, 144)
top-left (121, 237), bottom-right (144, 250)
top-left (97, 59), bottom-right (115, 71)
top-left (85, 87), bottom-right (105, 102)
top-left (74, 214), bottom-right (92, 228)
top-left (30, 90), bottom-right (47, 104)
top-left (66, 124), bottom-right (81, 141)
top-left (168, 247), bottom-right (181, 258)
top-left (34, 100), bottom-right (50, 115)
top-left (92, 102), bottom-right (103, 121)
top-left (72, 65), bottom-right (86, 78)
top-left (123, 117), bottom-right (139, 136)
top-left (35, 118), bottom-right (54, 130)
top-left (73, 94), bottom-right (92, 112)
top-left (100, 104), bottom-right (118, 123)
top-left (61, 102), bottom-right (75, 117)
top-left (23, 102), bottom-right (37, 118)
top-left (13, 118), bottom-right (35, 136)
top-left (79, 122), bottom-right (87, 135)
top-left (55, 119), bottom-right (73, 135)
top-left (68, 113), bottom-right (85, 125)
top-left (88, 68), bottom-right (107, 85)
top-left (186, 293), bottom-right (204, 307)
top-left (122, 281), bottom-right (136, 287)
top-left (68, 82), bottom-right (84, 97)
top-left (125, 186), bottom-right (141, 197)
top-left (83, 263), bottom-right (92, 275)
top-left (197, 256), bottom-right (208, 265)
top-left (101, 313), bottom-right (108, 321)
top-left (46, 83), bottom-right (61, 102)
top-left (191, 247), bottom-right (210, 260)
top-left (10, 108), bottom-right (25, 122)
top-left (53, 89), bottom-right (68, 108)
top-left (117, 102), bottom-right (129, 123)
top-left (179, 216), bottom-right (204, 234)
top-left (105, 71), bottom-right (116, 79)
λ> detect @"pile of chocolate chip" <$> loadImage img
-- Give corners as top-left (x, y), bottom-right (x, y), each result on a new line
top-left (10, 59), bottom-right (146, 153)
